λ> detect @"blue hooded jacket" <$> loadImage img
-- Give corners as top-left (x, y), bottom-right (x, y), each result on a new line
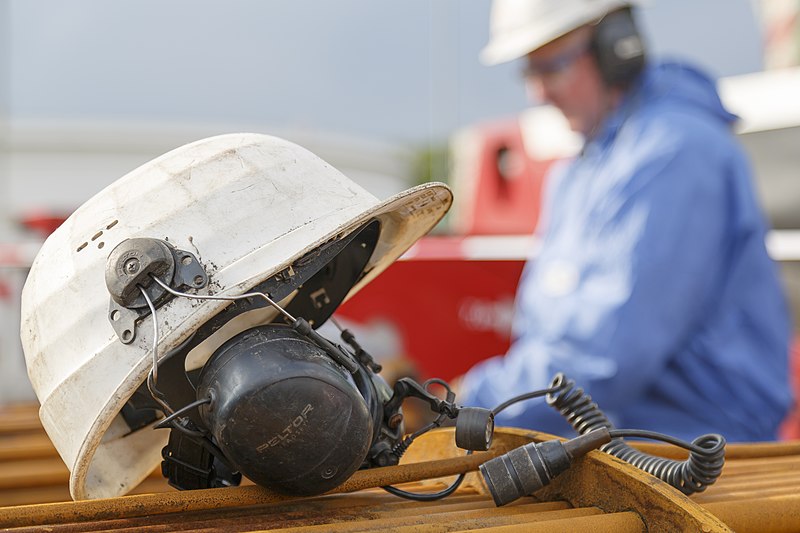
top-left (460, 61), bottom-right (792, 442)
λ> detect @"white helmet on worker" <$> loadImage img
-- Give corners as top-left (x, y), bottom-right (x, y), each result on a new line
top-left (21, 133), bottom-right (452, 500)
top-left (480, 0), bottom-right (643, 66)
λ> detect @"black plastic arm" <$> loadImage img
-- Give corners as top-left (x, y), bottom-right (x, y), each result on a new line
top-left (384, 378), bottom-right (459, 419)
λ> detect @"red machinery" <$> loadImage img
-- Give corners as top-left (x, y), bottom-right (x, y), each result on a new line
top-left (338, 117), bottom-right (547, 380)
top-left (338, 235), bottom-right (528, 381)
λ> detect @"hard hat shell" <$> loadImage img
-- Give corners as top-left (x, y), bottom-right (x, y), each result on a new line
top-left (480, 0), bottom-right (641, 65)
top-left (20, 133), bottom-right (452, 500)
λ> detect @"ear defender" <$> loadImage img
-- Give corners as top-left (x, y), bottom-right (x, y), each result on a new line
top-left (197, 325), bottom-right (373, 495)
top-left (590, 8), bottom-right (645, 87)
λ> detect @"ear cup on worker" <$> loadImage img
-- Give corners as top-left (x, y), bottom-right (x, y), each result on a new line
top-left (591, 8), bottom-right (645, 86)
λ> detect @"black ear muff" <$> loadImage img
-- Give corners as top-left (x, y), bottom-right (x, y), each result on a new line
top-left (197, 325), bottom-right (373, 495)
top-left (590, 8), bottom-right (645, 87)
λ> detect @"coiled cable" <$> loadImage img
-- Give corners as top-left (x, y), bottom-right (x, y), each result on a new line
top-left (545, 373), bottom-right (726, 495)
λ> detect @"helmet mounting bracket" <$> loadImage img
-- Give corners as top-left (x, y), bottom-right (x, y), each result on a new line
top-left (106, 238), bottom-right (208, 344)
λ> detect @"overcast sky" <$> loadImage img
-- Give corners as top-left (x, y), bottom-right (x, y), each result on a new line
top-left (3, 0), bottom-right (765, 145)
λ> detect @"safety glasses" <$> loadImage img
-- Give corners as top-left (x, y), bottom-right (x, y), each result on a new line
top-left (521, 41), bottom-right (590, 78)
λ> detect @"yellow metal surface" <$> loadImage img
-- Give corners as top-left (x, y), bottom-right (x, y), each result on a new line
top-left (403, 428), bottom-right (732, 532)
top-left (1, 405), bottom-right (800, 531)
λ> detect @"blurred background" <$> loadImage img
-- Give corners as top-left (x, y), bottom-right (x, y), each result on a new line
top-left (0, 0), bottom-right (798, 404)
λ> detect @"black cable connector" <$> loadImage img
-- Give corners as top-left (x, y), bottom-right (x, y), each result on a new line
top-left (479, 428), bottom-right (612, 506)
top-left (455, 407), bottom-right (495, 451)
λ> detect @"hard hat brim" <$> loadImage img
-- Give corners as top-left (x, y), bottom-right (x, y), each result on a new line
top-left (480, 0), bottom-right (642, 66)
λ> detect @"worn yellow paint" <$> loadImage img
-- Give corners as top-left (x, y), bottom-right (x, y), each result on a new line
top-left (1, 422), bottom-right (800, 531)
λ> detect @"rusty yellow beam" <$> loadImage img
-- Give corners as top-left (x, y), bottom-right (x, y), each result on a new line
top-left (0, 432), bottom-right (55, 461)
top-left (462, 511), bottom-right (646, 533)
top-left (3, 426), bottom-right (797, 531)
top-left (0, 448), bottom-right (499, 528)
top-left (704, 493), bottom-right (800, 533)
top-left (250, 502), bottom-right (594, 533)
top-left (0, 405), bottom-right (44, 434)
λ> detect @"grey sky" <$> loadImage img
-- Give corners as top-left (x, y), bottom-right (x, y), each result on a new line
top-left (4, 0), bottom-right (764, 145)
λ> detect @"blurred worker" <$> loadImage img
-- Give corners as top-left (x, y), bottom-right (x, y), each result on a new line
top-left (458, 0), bottom-right (792, 442)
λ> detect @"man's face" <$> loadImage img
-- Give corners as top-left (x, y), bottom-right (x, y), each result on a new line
top-left (523, 27), bottom-right (607, 137)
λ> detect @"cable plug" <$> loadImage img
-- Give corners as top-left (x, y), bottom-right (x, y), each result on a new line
top-left (455, 407), bottom-right (495, 451)
top-left (479, 428), bottom-right (612, 506)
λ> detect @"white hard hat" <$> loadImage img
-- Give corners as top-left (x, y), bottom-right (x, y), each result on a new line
top-left (480, 0), bottom-right (642, 65)
top-left (20, 133), bottom-right (452, 500)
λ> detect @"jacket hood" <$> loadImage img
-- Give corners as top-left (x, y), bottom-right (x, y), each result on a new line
top-left (640, 60), bottom-right (738, 126)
